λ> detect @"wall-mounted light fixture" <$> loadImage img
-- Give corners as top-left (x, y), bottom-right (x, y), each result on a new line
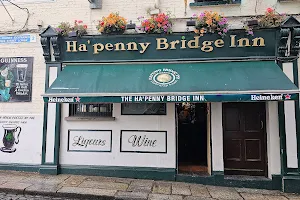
top-left (126, 20), bottom-right (136, 30)
top-left (88, 0), bottom-right (102, 9)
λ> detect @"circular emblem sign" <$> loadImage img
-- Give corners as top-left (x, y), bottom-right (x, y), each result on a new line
top-left (149, 68), bottom-right (180, 87)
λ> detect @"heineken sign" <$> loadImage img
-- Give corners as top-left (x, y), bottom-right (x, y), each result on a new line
top-left (44, 93), bottom-right (298, 103)
top-left (61, 29), bottom-right (277, 62)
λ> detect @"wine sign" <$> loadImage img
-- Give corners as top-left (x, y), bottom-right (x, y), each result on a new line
top-left (68, 130), bottom-right (112, 152)
top-left (120, 130), bottom-right (167, 153)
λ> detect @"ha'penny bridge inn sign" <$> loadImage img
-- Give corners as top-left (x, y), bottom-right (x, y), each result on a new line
top-left (41, 28), bottom-right (300, 103)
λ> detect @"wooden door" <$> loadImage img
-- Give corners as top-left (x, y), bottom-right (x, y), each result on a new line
top-left (223, 103), bottom-right (267, 176)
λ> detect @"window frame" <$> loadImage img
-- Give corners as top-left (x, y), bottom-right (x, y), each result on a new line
top-left (121, 103), bottom-right (167, 116)
top-left (69, 103), bottom-right (113, 118)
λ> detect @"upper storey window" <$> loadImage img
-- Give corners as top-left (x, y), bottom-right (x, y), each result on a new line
top-left (191, 0), bottom-right (241, 6)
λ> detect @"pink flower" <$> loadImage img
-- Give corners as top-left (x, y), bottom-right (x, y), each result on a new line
top-left (223, 28), bottom-right (228, 33)
top-left (78, 20), bottom-right (83, 23)
top-left (266, 8), bottom-right (273, 13)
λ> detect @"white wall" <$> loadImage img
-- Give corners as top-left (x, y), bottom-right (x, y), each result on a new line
top-left (59, 103), bottom-right (176, 168)
top-left (266, 101), bottom-right (281, 178)
top-left (0, 114), bottom-right (43, 164)
top-left (0, 0), bottom-right (299, 34)
top-left (211, 102), bottom-right (224, 172)
top-left (283, 62), bottom-right (298, 169)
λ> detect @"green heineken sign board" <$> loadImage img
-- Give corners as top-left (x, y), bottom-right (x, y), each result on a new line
top-left (61, 29), bottom-right (277, 62)
top-left (44, 93), bottom-right (298, 103)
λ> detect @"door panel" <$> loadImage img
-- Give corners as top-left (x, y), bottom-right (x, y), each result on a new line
top-left (223, 103), bottom-right (267, 176)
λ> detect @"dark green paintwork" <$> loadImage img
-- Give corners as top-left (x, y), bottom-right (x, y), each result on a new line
top-left (44, 61), bottom-right (297, 98)
top-left (61, 30), bottom-right (277, 62)
top-left (0, 163), bottom-right (40, 172)
top-left (283, 176), bottom-right (300, 193)
top-left (59, 165), bottom-right (175, 181)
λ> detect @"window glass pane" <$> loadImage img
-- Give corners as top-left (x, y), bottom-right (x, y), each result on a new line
top-left (121, 103), bottom-right (166, 115)
top-left (69, 103), bottom-right (113, 117)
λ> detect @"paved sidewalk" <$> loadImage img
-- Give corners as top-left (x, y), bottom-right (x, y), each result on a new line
top-left (0, 171), bottom-right (299, 200)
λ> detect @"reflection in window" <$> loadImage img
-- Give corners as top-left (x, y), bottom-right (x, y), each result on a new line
top-left (121, 103), bottom-right (166, 115)
top-left (69, 103), bottom-right (113, 117)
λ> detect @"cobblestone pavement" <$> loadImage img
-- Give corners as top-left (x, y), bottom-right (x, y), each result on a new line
top-left (0, 171), bottom-right (299, 200)
top-left (0, 192), bottom-right (82, 200)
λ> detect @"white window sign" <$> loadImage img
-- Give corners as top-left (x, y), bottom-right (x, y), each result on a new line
top-left (121, 130), bottom-right (167, 153)
top-left (68, 130), bottom-right (112, 152)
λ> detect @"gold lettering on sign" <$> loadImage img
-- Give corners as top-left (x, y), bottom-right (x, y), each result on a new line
top-left (180, 39), bottom-right (187, 49)
top-left (252, 37), bottom-right (265, 47)
top-left (93, 43), bottom-right (104, 54)
top-left (170, 40), bottom-right (180, 50)
top-left (139, 42), bottom-right (151, 54)
top-left (156, 38), bottom-right (169, 50)
top-left (187, 36), bottom-right (200, 49)
top-left (127, 42), bottom-right (138, 51)
top-left (66, 41), bottom-right (78, 52)
top-left (105, 43), bottom-right (114, 51)
top-left (230, 35), bottom-right (236, 47)
top-left (237, 38), bottom-right (251, 47)
top-left (215, 39), bottom-right (224, 48)
top-left (115, 43), bottom-right (126, 51)
top-left (201, 41), bottom-right (213, 52)
top-left (78, 44), bottom-right (87, 52)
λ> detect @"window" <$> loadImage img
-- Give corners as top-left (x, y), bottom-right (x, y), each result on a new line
top-left (191, 0), bottom-right (241, 6)
top-left (69, 103), bottom-right (113, 117)
top-left (121, 103), bottom-right (166, 115)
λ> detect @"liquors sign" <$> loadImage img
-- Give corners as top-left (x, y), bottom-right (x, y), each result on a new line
top-left (0, 57), bottom-right (33, 102)
top-left (68, 130), bottom-right (112, 152)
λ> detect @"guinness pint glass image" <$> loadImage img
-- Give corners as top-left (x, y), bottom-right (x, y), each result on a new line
top-left (16, 64), bottom-right (28, 82)
top-left (1, 124), bottom-right (21, 153)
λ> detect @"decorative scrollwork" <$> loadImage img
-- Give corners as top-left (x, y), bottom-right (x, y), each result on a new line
top-left (40, 37), bottom-right (50, 62)
top-left (277, 28), bottom-right (290, 57)
top-left (290, 27), bottom-right (300, 57)
top-left (50, 36), bottom-right (61, 61)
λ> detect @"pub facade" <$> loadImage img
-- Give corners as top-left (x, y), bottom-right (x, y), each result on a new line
top-left (39, 19), bottom-right (300, 193)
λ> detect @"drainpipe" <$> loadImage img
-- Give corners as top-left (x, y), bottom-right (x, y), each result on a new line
top-left (154, 0), bottom-right (160, 8)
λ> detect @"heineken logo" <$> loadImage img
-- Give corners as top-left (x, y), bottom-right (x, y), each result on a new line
top-left (48, 97), bottom-right (80, 103)
top-left (149, 68), bottom-right (180, 87)
top-left (250, 94), bottom-right (291, 101)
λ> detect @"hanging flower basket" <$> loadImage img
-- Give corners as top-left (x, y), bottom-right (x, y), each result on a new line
top-left (97, 13), bottom-right (127, 35)
top-left (194, 11), bottom-right (229, 37)
top-left (137, 13), bottom-right (173, 34)
top-left (244, 8), bottom-right (286, 36)
top-left (55, 20), bottom-right (88, 37)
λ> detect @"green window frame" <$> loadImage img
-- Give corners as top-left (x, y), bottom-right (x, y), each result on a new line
top-left (69, 103), bottom-right (113, 117)
top-left (121, 103), bottom-right (167, 115)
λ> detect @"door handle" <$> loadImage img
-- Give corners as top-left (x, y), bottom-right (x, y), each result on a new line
top-left (260, 121), bottom-right (263, 130)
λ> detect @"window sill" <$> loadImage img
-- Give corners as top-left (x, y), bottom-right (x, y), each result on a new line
top-left (65, 116), bottom-right (116, 121)
top-left (190, 1), bottom-right (241, 7)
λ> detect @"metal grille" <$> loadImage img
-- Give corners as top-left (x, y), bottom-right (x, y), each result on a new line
top-left (69, 103), bottom-right (113, 117)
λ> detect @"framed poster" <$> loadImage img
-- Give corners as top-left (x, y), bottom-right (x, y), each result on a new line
top-left (120, 130), bottom-right (167, 153)
top-left (0, 57), bottom-right (33, 102)
top-left (68, 130), bottom-right (112, 152)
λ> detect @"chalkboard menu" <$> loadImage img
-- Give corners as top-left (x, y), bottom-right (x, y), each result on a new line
top-left (0, 57), bottom-right (33, 102)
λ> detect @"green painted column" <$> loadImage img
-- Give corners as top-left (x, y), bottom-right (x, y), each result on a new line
top-left (40, 63), bottom-right (62, 175)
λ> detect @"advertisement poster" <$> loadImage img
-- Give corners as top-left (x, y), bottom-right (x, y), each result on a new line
top-left (0, 114), bottom-right (42, 164)
top-left (0, 57), bottom-right (33, 102)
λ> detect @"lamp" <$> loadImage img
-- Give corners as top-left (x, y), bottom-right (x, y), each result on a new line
top-left (186, 18), bottom-right (196, 27)
top-left (88, 0), bottom-right (94, 3)
top-left (126, 20), bottom-right (136, 29)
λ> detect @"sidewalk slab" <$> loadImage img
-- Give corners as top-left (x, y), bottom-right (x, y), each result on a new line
top-left (115, 191), bottom-right (149, 200)
top-left (79, 180), bottom-right (128, 191)
top-left (57, 186), bottom-right (116, 199)
top-left (0, 182), bottom-right (32, 193)
top-left (149, 193), bottom-right (183, 200)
